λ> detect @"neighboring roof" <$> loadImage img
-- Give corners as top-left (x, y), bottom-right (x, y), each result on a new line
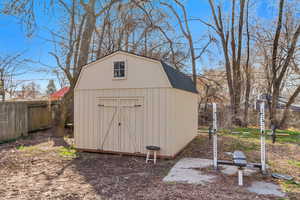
top-left (51, 87), bottom-right (69, 100)
top-left (161, 61), bottom-right (198, 94)
top-left (258, 93), bottom-right (300, 111)
top-left (76, 50), bottom-right (198, 94)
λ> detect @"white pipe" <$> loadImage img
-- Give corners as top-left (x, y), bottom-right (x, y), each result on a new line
top-left (260, 102), bottom-right (266, 173)
top-left (213, 103), bottom-right (218, 169)
top-left (213, 103), bottom-right (217, 132)
top-left (238, 169), bottom-right (243, 186)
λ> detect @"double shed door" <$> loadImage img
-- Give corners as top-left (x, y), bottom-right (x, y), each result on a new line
top-left (98, 97), bottom-right (143, 153)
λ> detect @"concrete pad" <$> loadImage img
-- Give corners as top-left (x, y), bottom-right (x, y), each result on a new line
top-left (247, 181), bottom-right (285, 197)
top-left (163, 158), bottom-right (259, 185)
top-left (220, 165), bottom-right (238, 175)
top-left (163, 158), bottom-right (260, 185)
top-left (163, 158), bottom-right (216, 184)
top-left (221, 165), bottom-right (258, 176)
top-left (172, 158), bottom-right (212, 169)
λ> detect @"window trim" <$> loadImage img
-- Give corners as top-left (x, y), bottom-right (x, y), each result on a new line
top-left (113, 61), bottom-right (127, 80)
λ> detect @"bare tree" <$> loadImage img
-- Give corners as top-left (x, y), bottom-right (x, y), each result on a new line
top-left (0, 53), bottom-right (30, 101)
top-left (8, 0), bottom-right (186, 136)
top-left (255, 0), bottom-right (300, 128)
top-left (207, 0), bottom-right (247, 125)
top-left (242, 0), bottom-right (251, 126)
top-left (160, 0), bottom-right (212, 85)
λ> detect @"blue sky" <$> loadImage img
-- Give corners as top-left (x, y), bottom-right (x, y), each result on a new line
top-left (0, 0), bottom-right (277, 92)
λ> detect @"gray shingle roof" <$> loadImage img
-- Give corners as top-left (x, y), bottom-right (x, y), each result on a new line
top-left (161, 61), bottom-right (198, 94)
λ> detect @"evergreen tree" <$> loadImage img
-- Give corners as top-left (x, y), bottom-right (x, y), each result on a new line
top-left (46, 79), bottom-right (56, 95)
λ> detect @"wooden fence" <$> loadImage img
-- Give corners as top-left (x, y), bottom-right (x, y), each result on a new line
top-left (27, 101), bottom-right (52, 132)
top-left (0, 102), bottom-right (28, 141)
top-left (0, 101), bottom-right (55, 142)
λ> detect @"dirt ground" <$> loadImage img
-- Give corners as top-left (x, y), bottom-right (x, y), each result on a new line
top-left (0, 129), bottom-right (299, 200)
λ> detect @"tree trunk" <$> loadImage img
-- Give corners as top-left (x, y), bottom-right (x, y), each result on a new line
top-left (270, 83), bottom-right (280, 126)
top-left (77, 0), bottom-right (98, 68)
top-left (55, 88), bottom-right (74, 137)
top-left (55, 0), bottom-right (98, 136)
top-left (77, 13), bottom-right (96, 68)
top-left (243, 0), bottom-right (251, 127)
top-left (279, 85), bottom-right (300, 128)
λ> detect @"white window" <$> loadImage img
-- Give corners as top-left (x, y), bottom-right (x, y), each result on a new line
top-left (113, 61), bottom-right (126, 78)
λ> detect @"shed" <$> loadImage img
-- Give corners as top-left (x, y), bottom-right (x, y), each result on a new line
top-left (74, 51), bottom-right (198, 158)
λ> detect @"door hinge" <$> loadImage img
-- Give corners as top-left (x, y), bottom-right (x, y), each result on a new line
top-left (118, 122), bottom-right (121, 126)
top-left (134, 104), bottom-right (142, 107)
top-left (98, 104), bottom-right (104, 107)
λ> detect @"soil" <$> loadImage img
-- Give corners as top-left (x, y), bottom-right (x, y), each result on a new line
top-left (0, 129), bottom-right (299, 200)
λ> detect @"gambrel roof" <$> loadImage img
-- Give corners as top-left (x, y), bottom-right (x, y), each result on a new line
top-left (161, 61), bottom-right (198, 94)
top-left (76, 50), bottom-right (198, 94)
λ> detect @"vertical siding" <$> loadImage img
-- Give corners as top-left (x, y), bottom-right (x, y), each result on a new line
top-left (171, 89), bottom-right (198, 156)
top-left (74, 88), bottom-right (197, 157)
top-left (0, 102), bottom-right (28, 141)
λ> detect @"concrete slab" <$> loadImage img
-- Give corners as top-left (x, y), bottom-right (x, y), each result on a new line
top-left (220, 165), bottom-right (258, 176)
top-left (163, 158), bottom-right (260, 185)
top-left (163, 158), bottom-right (216, 184)
top-left (247, 181), bottom-right (285, 197)
top-left (163, 158), bottom-right (284, 197)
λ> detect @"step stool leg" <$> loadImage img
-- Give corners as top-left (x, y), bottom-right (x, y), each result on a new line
top-left (146, 150), bottom-right (150, 163)
top-left (154, 151), bottom-right (157, 164)
top-left (238, 169), bottom-right (243, 186)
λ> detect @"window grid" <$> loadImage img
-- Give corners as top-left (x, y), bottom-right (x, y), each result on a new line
top-left (113, 61), bottom-right (125, 78)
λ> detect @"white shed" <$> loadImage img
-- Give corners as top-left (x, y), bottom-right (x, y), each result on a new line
top-left (74, 51), bottom-right (198, 158)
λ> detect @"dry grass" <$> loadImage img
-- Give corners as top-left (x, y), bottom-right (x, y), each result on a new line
top-left (203, 132), bottom-right (300, 199)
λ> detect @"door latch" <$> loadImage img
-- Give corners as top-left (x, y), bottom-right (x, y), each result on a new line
top-left (118, 122), bottom-right (121, 126)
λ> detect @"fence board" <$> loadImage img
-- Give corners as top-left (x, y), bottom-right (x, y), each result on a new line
top-left (27, 102), bottom-right (52, 132)
top-left (0, 102), bottom-right (28, 141)
top-left (0, 101), bottom-right (54, 142)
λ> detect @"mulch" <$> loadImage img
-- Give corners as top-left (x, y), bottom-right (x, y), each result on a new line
top-left (0, 129), bottom-right (298, 200)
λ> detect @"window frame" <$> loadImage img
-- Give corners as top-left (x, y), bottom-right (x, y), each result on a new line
top-left (113, 61), bottom-right (127, 80)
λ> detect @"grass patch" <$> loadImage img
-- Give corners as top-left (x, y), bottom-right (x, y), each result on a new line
top-left (16, 145), bottom-right (40, 152)
top-left (288, 160), bottom-right (300, 168)
top-left (233, 141), bottom-right (259, 152)
top-left (217, 127), bottom-right (300, 144)
top-left (281, 180), bottom-right (300, 193)
top-left (58, 146), bottom-right (77, 158)
top-left (16, 145), bottom-right (45, 155)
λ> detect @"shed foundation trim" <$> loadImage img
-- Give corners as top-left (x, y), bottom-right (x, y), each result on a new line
top-left (75, 148), bottom-right (175, 159)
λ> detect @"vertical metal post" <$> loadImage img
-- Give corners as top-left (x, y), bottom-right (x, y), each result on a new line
top-left (212, 103), bottom-right (218, 169)
top-left (260, 101), bottom-right (266, 173)
top-left (213, 103), bottom-right (217, 132)
top-left (238, 169), bottom-right (243, 186)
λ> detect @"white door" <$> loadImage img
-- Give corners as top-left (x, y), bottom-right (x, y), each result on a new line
top-left (98, 98), bottom-right (119, 151)
top-left (98, 98), bottom-right (143, 153)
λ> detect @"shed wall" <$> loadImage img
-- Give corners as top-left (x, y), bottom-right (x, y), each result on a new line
top-left (171, 89), bottom-right (198, 155)
top-left (74, 88), bottom-right (176, 156)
